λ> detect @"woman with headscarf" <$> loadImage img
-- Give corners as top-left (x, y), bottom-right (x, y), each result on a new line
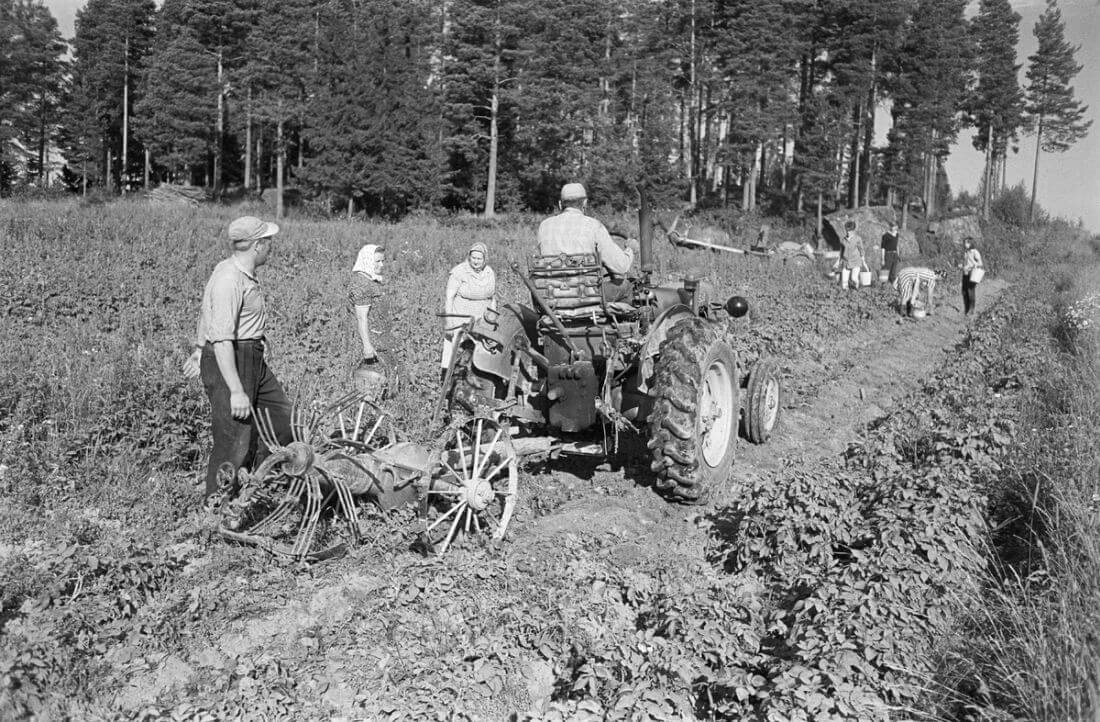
top-left (961, 237), bottom-right (985, 316)
top-left (440, 243), bottom-right (497, 381)
top-left (348, 244), bottom-right (388, 393)
top-left (841, 220), bottom-right (867, 290)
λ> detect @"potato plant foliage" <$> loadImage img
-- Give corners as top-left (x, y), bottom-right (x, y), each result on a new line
top-left (0, 200), bottom-right (1093, 719)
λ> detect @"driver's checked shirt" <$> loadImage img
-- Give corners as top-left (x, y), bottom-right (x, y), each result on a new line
top-left (536, 207), bottom-right (634, 276)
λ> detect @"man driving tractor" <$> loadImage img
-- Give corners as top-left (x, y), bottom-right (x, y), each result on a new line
top-left (536, 183), bottom-right (635, 301)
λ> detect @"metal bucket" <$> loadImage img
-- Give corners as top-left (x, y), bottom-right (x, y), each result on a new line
top-left (859, 270), bottom-right (872, 287)
top-left (878, 269), bottom-right (890, 283)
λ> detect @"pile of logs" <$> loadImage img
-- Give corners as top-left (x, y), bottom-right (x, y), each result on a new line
top-left (145, 184), bottom-right (206, 206)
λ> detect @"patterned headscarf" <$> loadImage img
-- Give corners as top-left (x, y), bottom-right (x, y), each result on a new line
top-left (467, 242), bottom-right (489, 272)
top-left (353, 244), bottom-right (384, 280)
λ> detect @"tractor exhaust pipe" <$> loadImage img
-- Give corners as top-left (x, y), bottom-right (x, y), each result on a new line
top-left (638, 186), bottom-right (655, 273)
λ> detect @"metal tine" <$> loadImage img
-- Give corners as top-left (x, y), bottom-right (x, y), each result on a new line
top-left (353, 402), bottom-right (365, 441)
top-left (264, 407), bottom-right (281, 449)
top-left (362, 414), bottom-right (386, 449)
top-left (316, 464), bottom-right (360, 543)
top-left (299, 484), bottom-right (337, 560)
top-left (253, 405), bottom-right (277, 451)
top-left (251, 476), bottom-right (306, 533)
top-left (291, 474), bottom-right (321, 558)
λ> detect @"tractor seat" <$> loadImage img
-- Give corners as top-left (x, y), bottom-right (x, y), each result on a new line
top-left (529, 253), bottom-right (637, 324)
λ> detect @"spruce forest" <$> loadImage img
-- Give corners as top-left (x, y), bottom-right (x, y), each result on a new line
top-left (0, 0), bottom-right (1090, 220)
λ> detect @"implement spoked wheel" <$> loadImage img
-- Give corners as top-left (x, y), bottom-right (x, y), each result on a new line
top-left (419, 417), bottom-right (518, 554)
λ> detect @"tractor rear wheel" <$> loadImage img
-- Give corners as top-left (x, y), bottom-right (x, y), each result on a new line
top-left (647, 318), bottom-right (739, 504)
top-left (741, 358), bottom-right (781, 444)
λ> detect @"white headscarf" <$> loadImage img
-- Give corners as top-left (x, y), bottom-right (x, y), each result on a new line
top-left (353, 244), bottom-right (384, 280)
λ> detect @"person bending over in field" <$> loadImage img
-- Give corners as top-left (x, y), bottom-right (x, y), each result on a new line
top-left (440, 242), bottom-right (497, 384)
top-left (182, 216), bottom-right (293, 500)
top-left (537, 182), bottom-right (635, 302)
top-left (893, 265), bottom-right (938, 316)
top-left (348, 244), bottom-right (391, 398)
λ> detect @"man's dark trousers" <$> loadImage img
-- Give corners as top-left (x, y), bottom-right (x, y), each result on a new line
top-left (884, 250), bottom-right (900, 283)
top-left (200, 340), bottom-right (292, 497)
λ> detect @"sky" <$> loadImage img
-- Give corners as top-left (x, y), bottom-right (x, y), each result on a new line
top-left (43, 0), bottom-right (1100, 230)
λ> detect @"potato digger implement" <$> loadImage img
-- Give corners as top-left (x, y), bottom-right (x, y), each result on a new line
top-left (216, 194), bottom-right (782, 562)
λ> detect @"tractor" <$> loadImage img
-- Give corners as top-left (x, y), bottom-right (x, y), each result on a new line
top-left (439, 195), bottom-right (782, 504)
top-left (216, 196), bottom-right (781, 562)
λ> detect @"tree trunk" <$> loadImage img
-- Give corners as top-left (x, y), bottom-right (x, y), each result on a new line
top-left (816, 191), bottom-right (823, 241)
top-left (37, 100), bottom-right (47, 186)
top-left (347, 194), bottom-right (353, 219)
top-left (214, 49), bottom-right (224, 198)
top-left (981, 123), bottom-right (993, 220)
top-left (244, 88), bottom-right (252, 190)
top-left (483, 17), bottom-right (502, 219)
top-left (106, 143), bottom-right (112, 193)
top-left (902, 196), bottom-right (910, 230)
top-left (144, 147), bottom-right (150, 190)
top-left (1029, 113), bottom-right (1043, 223)
top-left (483, 89), bottom-right (499, 218)
top-left (276, 118), bottom-right (285, 219)
top-left (848, 100), bottom-right (862, 209)
top-left (82, 159), bottom-right (87, 197)
top-left (860, 50), bottom-right (877, 207)
top-left (255, 133), bottom-right (262, 192)
top-left (122, 37), bottom-right (129, 193)
top-left (687, 0), bottom-right (698, 207)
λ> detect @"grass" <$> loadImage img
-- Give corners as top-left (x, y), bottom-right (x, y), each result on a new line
top-left (954, 263), bottom-right (1100, 721)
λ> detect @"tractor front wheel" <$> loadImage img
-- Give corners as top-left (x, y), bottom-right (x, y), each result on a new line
top-left (647, 318), bottom-right (739, 504)
top-left (741, 358), bottom-right (782, 444)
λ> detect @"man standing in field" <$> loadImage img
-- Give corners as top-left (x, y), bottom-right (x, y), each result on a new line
top-left (537, 182), bottom-right (635, 300)
top-left (182, 216), bottom-right (292, 499)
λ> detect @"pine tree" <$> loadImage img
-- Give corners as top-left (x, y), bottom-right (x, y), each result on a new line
top-left (64, 0), bottom-right (156, 191)
top-left (300, 0), bottom-right (443, 217)
top-left (443, 0), bottom-right (534, 213)
top-left (133, 28), bottom-right (217, 183)
top-left (0, 0), bottom-right (67, 191)
top-left (819, 0), bottom-right (913, 208)
top-left (967, 0), bottom-right (1024, 218)
top-left (244, 0), bottom-right (315, 218)
top-left (714, 0), bottom-right (805, 211)
top-left (883, 0), bottom-right (971, 219)
top-left (1024, 0), bottom-right (1091, 222)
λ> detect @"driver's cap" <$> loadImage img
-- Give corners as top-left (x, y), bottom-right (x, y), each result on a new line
top-left (560, 183), bottom-right (587, 201)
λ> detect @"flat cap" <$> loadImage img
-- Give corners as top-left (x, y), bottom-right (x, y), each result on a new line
top-left (560, 183), bottom-right (587, 201)
top-left (228, 216), bottom-right (279, 242)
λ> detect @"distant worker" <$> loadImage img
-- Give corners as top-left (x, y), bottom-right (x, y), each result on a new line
top-left (348, 243), bottom-right (391, 399)
top-left (841, 220), bottom-right (867, 289)
top-left (537, 182), bottom-right (634, 301)
top-left (441, 242), bottom-right (497, 383)
top-left (961, 237), bottom-right (985, 316)
top-left (894, 265), bottom-right (938, 316)
top-left (880, 222), bottom-right (901, 283)
top-left (182, 216), bottom-right (292, 500)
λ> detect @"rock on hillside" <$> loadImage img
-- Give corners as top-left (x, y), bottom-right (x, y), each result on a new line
top-left (928, 214), bottom-right (983, 248)
top-left (822, 207), bottom-right (919, 269)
